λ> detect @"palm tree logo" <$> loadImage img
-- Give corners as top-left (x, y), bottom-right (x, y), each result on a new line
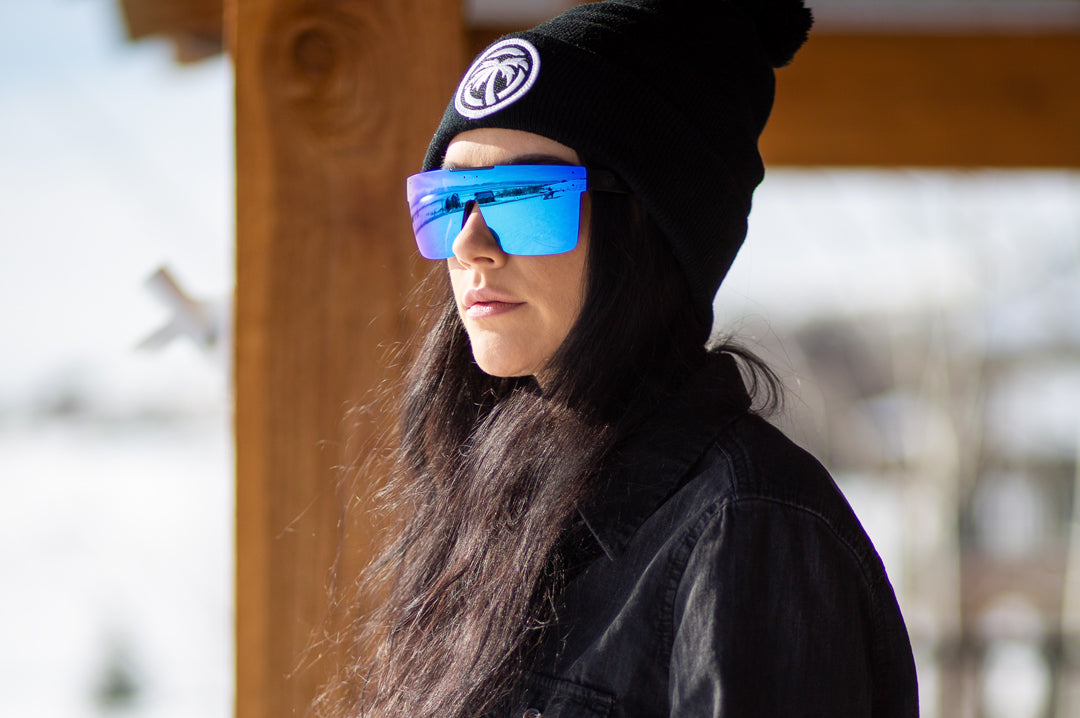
top-left (455, 38), bottom-right (541, 119)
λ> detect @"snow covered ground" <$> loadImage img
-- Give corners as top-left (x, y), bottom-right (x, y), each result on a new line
top-left (0, 414), bottom-right (232, 718)
top-left (1, 1), bottom-right (1078, 717)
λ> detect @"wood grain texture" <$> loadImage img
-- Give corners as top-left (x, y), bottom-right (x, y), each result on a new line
top-left (467, 28), bottom-right (1080, 167)
top-left (232, 2), bottom-right (463, 717)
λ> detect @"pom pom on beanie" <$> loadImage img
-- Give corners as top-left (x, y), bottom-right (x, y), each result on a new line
top-left (731, 0), bottom-right (814, 67)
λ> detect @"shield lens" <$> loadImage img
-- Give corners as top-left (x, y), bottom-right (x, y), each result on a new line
top-left (406, 165), bottom-right (587, 259)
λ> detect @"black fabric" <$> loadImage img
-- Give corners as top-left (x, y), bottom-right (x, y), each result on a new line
top-left (421, 0), bottom-right (813, 326)
top-left (490, 353), bottom-right (920, 717)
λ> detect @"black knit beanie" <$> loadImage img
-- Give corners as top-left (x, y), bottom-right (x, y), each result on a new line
top-left (422, 0), bottom-right (813, 323)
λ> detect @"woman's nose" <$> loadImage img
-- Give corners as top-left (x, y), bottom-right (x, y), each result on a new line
top-left (451, 204), bottom-right (507, 268)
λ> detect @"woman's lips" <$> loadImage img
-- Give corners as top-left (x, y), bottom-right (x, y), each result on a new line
top-left (462, 288), bottom-right (523, 319)
top-left (465, 300), bottom-right (523, 319)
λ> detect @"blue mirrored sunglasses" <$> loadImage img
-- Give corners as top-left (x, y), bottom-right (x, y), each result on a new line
top-left (405, 164), bottom-right (627, 260)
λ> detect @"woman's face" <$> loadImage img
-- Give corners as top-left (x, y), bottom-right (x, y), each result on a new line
top-left (444, 128), bottom-right (590, 381)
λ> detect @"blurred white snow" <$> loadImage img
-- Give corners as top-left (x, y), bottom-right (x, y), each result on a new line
top-left (0, 1), bottom-right (232, 716)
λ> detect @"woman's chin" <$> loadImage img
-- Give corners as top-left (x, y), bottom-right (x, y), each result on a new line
top-left (473, 357), bottom-right (533, 379)
top-left (471, 346), bottom-right (540, 379)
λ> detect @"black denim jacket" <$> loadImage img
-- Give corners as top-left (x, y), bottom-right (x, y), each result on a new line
top-left (495, 354), bottom-right (919, 717)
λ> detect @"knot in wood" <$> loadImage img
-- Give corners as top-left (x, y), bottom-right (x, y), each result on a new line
top-left (267, 9), bottom-right (390, 149)
top-left (292, 27), bottom-right (337, 79)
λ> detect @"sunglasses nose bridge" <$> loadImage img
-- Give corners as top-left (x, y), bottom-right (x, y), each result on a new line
top-left (451, 202), bottom-right (507, 267)
top-left (460, 199), bottom-right (478, 230)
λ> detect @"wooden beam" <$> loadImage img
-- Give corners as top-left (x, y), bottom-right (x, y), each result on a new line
top-left (119, 0), bottom-right (222, 38)
top-left (764, 32), bottom-right (1080, 167)
top-left (231, 2), bottom-right (463, 718)
top-left (467, 28), bottom-right (1080, 167)
top-left (118, 0), bottom-right (224, 61)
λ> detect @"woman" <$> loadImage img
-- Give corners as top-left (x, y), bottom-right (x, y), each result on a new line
top-left (329, 1), bottom-right (919, 716)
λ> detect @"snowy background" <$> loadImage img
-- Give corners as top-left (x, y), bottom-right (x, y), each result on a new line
top-left (2, 1), bottom-right (1078, 718)
top-left (0, 1), bottom-right (232, 717)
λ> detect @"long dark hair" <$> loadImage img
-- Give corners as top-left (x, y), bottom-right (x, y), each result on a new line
top-left (317, 188), bottom-right (779, 718)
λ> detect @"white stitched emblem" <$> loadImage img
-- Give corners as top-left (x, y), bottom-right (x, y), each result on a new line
top-left (455, 38), bottom-right (541, 120)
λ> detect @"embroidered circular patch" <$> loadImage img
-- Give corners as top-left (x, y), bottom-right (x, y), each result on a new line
top-left (455, 38), bottom-right (541, 120)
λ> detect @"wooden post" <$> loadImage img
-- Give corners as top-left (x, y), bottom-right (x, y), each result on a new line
top-left (231, 2), bottom-right (463, 717)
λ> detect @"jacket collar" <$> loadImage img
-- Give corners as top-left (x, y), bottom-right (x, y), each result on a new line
top-left (578, 352), bottom-right (752, 560)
